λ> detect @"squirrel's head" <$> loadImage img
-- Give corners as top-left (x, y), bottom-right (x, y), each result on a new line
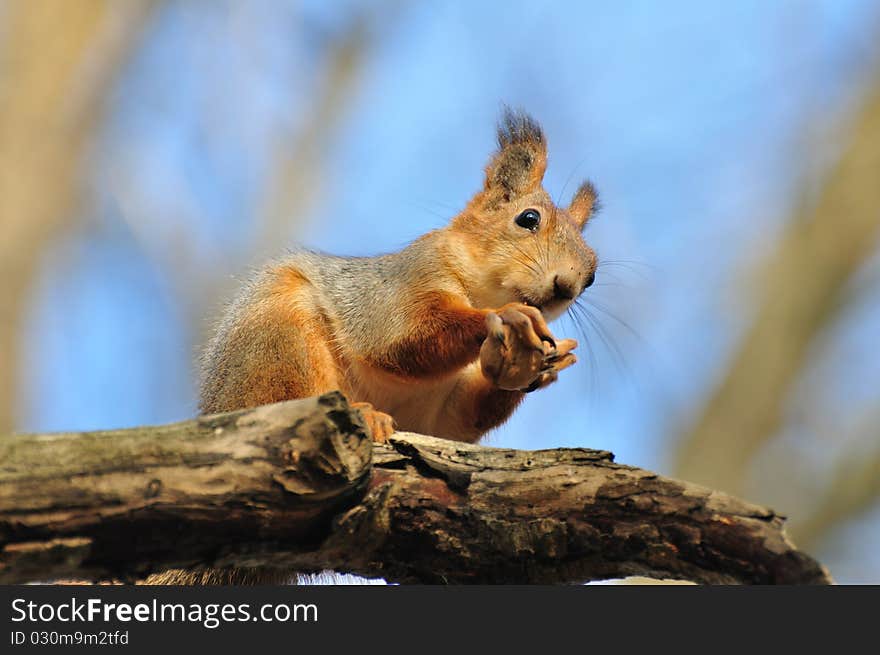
top-left (450, 109), bottom-right (599, 321)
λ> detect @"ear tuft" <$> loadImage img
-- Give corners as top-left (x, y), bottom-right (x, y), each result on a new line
top-left (482, 108), bottom-right (548, 205)
top-left (497, 108), bottom-right (545, 151)
top-left (568, 180), bottom-right (600, 229)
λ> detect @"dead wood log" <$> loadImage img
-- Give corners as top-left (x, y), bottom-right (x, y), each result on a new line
top-left (0, 393), bottom-right (832, 584)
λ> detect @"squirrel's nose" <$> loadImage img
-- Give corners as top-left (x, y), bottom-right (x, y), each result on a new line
top-left (552, 275), bottom-right (576, 301)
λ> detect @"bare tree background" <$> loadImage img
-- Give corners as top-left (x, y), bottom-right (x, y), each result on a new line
top-left (676, 80), bottom-right (880, 556)
top-left (0, 0), bottom-right (157, 433)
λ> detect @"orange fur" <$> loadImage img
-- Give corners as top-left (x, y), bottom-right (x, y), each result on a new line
top-left (199, 267), bottom-right (340, 414)
top-left (568, 180), bottom-right (599, 228)
top-left (364, 292), bottom-right (488, 380)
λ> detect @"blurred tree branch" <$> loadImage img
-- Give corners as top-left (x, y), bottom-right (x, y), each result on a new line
top-left (0, 0), bottom-right (158, 432)
top-left (196, 9), bottom-right (380, 335)
top-left (675, 80), bottom-right (880, 496)
top-left (110, 6), bottom-right (389, 352)
top-left (791, 406), bottom-right (880, 549)
top-left (254, 13), bottom-right (373, 261)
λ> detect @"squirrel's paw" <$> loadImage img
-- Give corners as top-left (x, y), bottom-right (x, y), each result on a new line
top-left (351, 401), bottom-right (396, 444)
top-left (523, 338), bottom-right (578, 392)
top-left (480, 304), bottom-right (577, 391)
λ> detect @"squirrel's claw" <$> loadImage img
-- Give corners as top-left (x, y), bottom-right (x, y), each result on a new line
top-left (544, 338), bottom-right (578, 363)
top-left (351, 401), bottom-right (396, 444)
top-left (496, 307), bottom-right (546, 351)
top-left (485, 311), bottom-right (506, 345)
top-left (524, 371), bottom-right (557, 393)
top-left (543, 352), bottom-right (577, 375)
top-left (509, 303), bottom-right (556, 349)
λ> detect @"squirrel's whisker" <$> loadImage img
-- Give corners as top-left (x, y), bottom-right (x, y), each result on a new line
top-left (572, 299), bottom-right (632, 379)
top-left (495, 231), bottom-right (546, 276)
top-left (555, 157), bottom-right (590, 210)
top-left (596, 260), bottom-right (654, 281)
top-left (566, 305), bottom-right (600, 393)
top-left (580, 296), bottom-right (643, 344)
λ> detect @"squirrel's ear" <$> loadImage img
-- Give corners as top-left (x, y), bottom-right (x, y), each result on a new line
top-left (482, 109), bottom-right (547, 205)
top-left (568, 180), bottom-right (599, 229)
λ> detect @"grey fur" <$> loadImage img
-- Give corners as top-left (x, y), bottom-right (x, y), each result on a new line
top-left (198, 232), bottom-right (461, 411)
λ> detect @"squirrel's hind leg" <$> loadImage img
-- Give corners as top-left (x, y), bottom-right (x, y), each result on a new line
top-left (199, 265), bottom-right (343, 413)
top-left (349, 401), bottom-right (395, 443)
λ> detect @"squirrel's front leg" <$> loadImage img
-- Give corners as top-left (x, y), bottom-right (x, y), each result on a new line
top-left (369, 293), bottom-right (572, 381)
top-left (350, 401), bottom-right (396, 444)
top-left (366, 293), bottom-right (492, 379)
top-left (388, 299), bottom-right (577, 443)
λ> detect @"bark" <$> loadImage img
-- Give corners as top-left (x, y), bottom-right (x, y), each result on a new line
top-left (0, 393), bottom-right (832, 585)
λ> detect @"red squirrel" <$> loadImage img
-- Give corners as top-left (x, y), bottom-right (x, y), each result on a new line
top-left (200, 109), bottom-right (598, 443)
top-left (146, 110), bottom-right (598, 584)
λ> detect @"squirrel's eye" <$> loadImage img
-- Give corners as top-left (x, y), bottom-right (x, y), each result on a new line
top-left (514, 209), bottom-right (541, 231)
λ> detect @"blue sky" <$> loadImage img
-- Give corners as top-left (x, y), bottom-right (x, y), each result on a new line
top-left (18, 1), bottom-right (880, 582)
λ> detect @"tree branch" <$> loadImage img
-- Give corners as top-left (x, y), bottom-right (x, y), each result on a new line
top-left (791, 406), bottom-right (880, 549)
top-left (0, 393), bottom-right (832, 585)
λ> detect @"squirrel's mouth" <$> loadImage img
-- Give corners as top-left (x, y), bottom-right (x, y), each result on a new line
top-left (517, 290), bottom-right (575, 322)
top-left (516, 291), bottom-right (549, 313)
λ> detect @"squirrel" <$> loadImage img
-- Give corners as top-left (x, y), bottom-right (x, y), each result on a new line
top-left (200, 109), bottom-right (598, 441)
top-left (146, 109), bottom-right (599, 585)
